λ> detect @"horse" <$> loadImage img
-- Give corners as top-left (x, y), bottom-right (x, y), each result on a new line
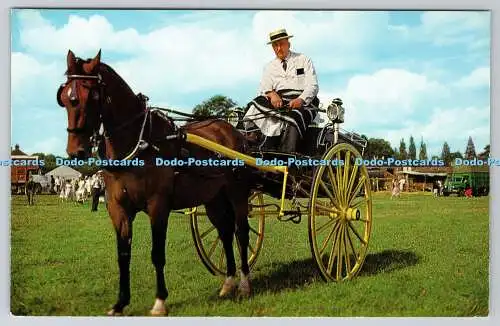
top-left (56, 49), bottom-right (254, 316)
top-left (25, 178), bottom-right (36, 205)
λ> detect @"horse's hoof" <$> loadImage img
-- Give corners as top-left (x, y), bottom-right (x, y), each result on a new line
top-left (219, 277), bottom-right (237, 297)
top-left (150, 307), bottom-right (167, 316)
top-left (106, 309), bottom-right (122, 316)
top-left (238, 280), bottom-right (252, 298)
top-left (150, 298), bottom-right (167, 316)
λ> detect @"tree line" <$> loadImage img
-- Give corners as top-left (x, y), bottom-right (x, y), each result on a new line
top-left (363, 136), bottom-right (490, 165)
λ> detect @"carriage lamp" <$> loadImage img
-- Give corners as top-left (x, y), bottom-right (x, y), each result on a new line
top-left (227, 111), bottom-right (239, 127)
top-left (326, 98), bottom-right (345, 123)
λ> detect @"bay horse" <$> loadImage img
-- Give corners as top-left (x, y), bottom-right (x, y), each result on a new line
top-left (56, 49), bottom-right (254, 316)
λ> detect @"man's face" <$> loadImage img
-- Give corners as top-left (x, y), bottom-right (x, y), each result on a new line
top-left (272, 39), bottom-right (290, 60)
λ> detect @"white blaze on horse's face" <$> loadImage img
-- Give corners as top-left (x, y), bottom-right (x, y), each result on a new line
top-left (66, 87), bottom-right (72, 98)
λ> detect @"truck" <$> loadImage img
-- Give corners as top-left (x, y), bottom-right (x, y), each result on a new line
top-left (442, 164), bottom-right (489, 197)
top-left (10, 155), bottom-right (42, 194)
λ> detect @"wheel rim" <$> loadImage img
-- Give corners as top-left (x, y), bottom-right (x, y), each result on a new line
top-left (190, 191), bottom-right (266, 276)
top-left (308, 143), bottom-right (372, 282)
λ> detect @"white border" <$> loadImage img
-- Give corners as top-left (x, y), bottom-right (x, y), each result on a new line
top-left (2, 1), bottom-right (498, 326)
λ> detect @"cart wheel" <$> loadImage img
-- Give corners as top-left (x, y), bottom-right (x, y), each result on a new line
top-left (308, 143), bottom-right (373, 282)
top-left (190, 191), bottom-right (266, 276)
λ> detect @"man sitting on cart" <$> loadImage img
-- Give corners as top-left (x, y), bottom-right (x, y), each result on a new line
top-left (243, 28), bottom-right (320, 153)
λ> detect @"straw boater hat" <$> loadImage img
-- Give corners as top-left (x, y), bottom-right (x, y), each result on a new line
top-left (267, 28), bottom-right (294, 44)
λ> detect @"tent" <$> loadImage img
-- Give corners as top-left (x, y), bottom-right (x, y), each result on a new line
top-left (45, 166), bottom-right (82, 179)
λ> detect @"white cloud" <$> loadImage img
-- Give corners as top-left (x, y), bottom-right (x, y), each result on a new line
top-left (420, 11), bottom-right (490, 36)
top-left (18, 11), bottom-right (142, 56)
top-left (11, 52), bottom-right (61, 90)
top-left (401, 11), bottom-right (490, 49)
top-left (454, 67), bottom-right (490, 89)
top-left (383, 106), bottom-right (490, 156)
top-left (329, 68), bottom-right (449, 129)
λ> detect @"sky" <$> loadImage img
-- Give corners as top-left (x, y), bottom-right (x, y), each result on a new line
top-left (10, 9), bottom-right (491, 158)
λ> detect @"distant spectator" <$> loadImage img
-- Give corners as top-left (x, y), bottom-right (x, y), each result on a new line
top-left (91, 173), bottom-right (102, 212)
top-left (391, 179), bottom-right (400, 199)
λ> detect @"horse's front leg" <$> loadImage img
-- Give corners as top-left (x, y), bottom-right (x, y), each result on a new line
top-left (107, 206), bottom-right (135, 316)
top-left (148, 207), bottom-right (170, 316)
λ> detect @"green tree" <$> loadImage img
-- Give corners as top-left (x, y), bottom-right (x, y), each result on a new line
top-left (418, 137), bottom-right (428, 160)
top-left (464, 136), bottom-right (477, 160)
top-left (450, 151), bottom-right (463, 164)
top-left (478, 144), bottom-right (490, 160)
top-left (365, 138), bottom-right (395, 159)
top-left (31, 153), bottom-right (58, 174)
top-left (192, 95), bottom-right (238, 119)
top-left (408, 136), bottom-right (416, 160)
top-left (399, 138), bottom-right (408, 160)
top-left (441, 142), bottom-right (452, 165)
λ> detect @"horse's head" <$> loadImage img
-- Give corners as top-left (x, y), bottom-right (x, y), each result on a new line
top-left (57, 49), bottom-right (104, 159)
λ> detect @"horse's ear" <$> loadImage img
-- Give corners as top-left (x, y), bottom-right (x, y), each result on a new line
top-left (83, 49), bottom-right (101, 74)
top-left (67, 49), bottom-right (76, 70)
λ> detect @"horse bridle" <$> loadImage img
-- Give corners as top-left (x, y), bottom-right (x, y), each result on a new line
top-left (57, 73), bottom-right (105, 137)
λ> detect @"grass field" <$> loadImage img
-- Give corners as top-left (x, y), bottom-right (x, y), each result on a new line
top-left (10, 192), bottom-right (489, 317)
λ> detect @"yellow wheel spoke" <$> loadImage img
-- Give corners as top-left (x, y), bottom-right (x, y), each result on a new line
top-left (327, 165), bottom-right (341, 207)
top-left (327, 223), bottom-right (342, 275)
top-left (350, 197), bottom-right (368, 210)
top-left (348, 175), bottom-right (367, 205)
top-left (342, 151), bottom-right (351, 206)
top-left (335, 152), bottom-right (344, 206)
top-left (336, 224), bottom-right (345, 280)
top-left (248, 242), bottom-right (256, 255)
top-left (346, 226), bottom-right (358, 261)
top-left (319, 220), bottom-right (340, 255)
top-left (343, 226), bottom-right (352, 275)
top-left (345, 158), bottom-right (359, 204)
top-left (319, 180), bottom-right (337, 205)
top-left (207, 236), bottom-right (220, 258)
top-left (348, 221), bottom-right (367, 245)
top-left (316, 217), bottom-right (337, 234)
top-left (249, 225), bottom-right (260, 236)
top-left (218, 246), bottom-right (225, 269)
top-left (315, 202), bottom-right (341, 215)
top-left (199, 225), bottom-right (216, 239)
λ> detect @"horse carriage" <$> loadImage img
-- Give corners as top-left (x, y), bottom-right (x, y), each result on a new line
top-left (185, 99), bottom-right (373, 282)
top-left (57, 50), bottom-right (373, 314)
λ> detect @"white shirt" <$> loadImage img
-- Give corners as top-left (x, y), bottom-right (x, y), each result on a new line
top-left (92, 176), bottom-right (101, 188)
top-left (258, 51), bottom-right (319, 106)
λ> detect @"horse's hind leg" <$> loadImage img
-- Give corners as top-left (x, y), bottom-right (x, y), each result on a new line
top-left (231, 191), bottom-right (252, 297)
top-left (205, 196), bottom-right (237, 297)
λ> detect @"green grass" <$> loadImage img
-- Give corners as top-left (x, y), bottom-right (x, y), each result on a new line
top-left (10, 192), bottom-right (489, 316)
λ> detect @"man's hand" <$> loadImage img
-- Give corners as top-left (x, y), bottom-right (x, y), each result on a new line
top-left (289, 98), bottom-right (304, 109)
top-left (267, 91), bottom-right (283, 109)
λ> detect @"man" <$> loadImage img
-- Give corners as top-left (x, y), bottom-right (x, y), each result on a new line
top-left (91, 173), bottom-right (102, 212)
top-left (244, 28), bottom-right (320, 152)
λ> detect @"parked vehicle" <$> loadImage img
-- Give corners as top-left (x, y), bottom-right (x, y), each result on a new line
top-left (443, 165), bottom-right (489, 196)
top-left (10, 155), bottom-right (41, 194)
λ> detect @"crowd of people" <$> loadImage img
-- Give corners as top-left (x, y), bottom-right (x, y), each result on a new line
top-left (52, 171), bottom-right (106, 211)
